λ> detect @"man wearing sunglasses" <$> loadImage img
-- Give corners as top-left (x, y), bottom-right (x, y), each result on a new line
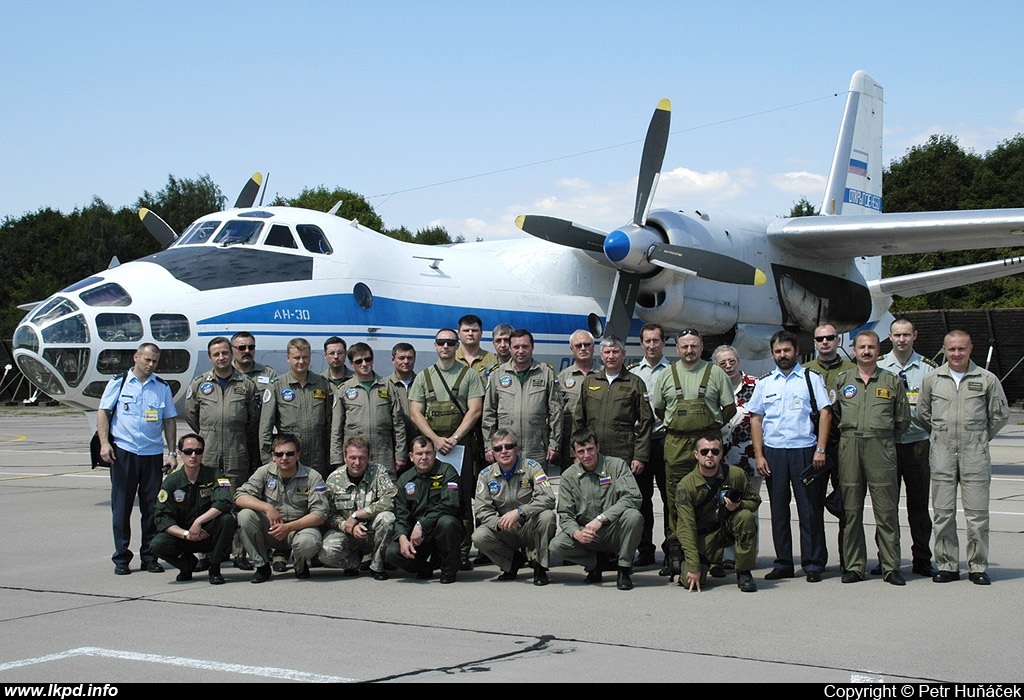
top-left (151, 434), bottom-right (236, 585)
top-left (330, 343), bottom-right (407, 478)
top-left (472, 429), bottom-right (556, 585)
top-left (875, 318), bottom-right (938, 578)
top-left (234, 434), bottom-right (329, 583)
top-left (676, 433), bottom-right (761, 593)
top-left (230, 331), bottom-right (278, 479)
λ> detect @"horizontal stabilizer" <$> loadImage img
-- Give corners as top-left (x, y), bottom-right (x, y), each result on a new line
top-left (870, 255), bottom-right (1024, 298)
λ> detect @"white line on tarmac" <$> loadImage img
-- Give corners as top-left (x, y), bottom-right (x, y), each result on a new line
top-left (0, 647), bottom-right (357, 682)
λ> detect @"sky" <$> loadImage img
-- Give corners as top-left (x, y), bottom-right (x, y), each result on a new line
top-left (3, 1), bottom-right (1023, 242)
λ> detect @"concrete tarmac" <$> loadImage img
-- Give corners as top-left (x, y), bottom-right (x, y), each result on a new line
top-left (0, 406), bottom-right (1022, 683)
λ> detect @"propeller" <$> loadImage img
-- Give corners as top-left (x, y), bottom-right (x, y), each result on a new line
top-left (234, 172), bottom-right (264, 208)
top-left (515, 99), bottom-right (765, 341)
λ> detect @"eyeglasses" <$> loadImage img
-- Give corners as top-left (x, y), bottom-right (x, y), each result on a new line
top-left (435, 338), bottom-right (458, 346)
top-left (814, 334), bottom-right (837, 342)
top-left (233, 344), bottom-right (256, 351)
top-left (491, 443), bottom-right (518, 452)
top-left (677, 328), bottom-right (702, 339)
top-left (717, 357), bottom-right (738, 365)
top-left (572, 342), bottom-right (593, 349)
top-left (352, 357), bottom-right (373, 365)
top-left (273, 450), bottom-right (296, 458)
top-left (179, 448), bottom-right (204, 456)
top-left (698, 447), bottom-right (721, 456)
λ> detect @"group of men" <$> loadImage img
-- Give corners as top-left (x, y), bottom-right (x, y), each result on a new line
top-left (96, 315), bottom-right (1008, 591)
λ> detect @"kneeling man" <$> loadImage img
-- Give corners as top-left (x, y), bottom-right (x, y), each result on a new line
top-left (320, 437), bottom-right (397, 580)
top-left (151, 433), bottom-right (236, 584)
top-left (234, 434), bottom-right (329, 583)
top-left (473, 429), bottom-right (556, 585)
top-left (550, 429), bottom-right (643, 590)
top-left (676, 432), bottom-right (761, 592)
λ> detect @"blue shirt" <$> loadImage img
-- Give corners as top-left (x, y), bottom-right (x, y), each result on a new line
top-left (747, 363), bottom-right (831, 449)
top-left (877, 351), bottom-right (933, 444)
top-left (100, 372), bottom-right (177, 456)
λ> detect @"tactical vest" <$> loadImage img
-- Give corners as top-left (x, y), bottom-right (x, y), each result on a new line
top-left (422, 365), bottom-right (470, 437)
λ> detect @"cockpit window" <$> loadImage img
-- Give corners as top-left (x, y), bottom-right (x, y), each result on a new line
top-left (96, 313), bottom-right (143, 342)
top-left (176, 220), bottom-right (221, 246)
top-left (40, 314), bottom-right (89, 344)
top-left (80, 283), bottom-right (132, 307)
top-left (30, 297), bottom-right (79, 325)
top-left (297, 225), bottom-right (333, 254)
top-left (43, 348), bottom-right (90, 388)
top-left (151, 314), bottom-right (190, 342)
top-left (265, 224), bottom-right (297, 249)
top-left (213, 220), bottom-right (263, 246)
top-left (61, 276), bottom-right (103, 293)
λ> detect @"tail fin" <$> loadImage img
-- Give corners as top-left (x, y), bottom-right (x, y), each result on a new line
top-left (820, 71), bottom-right (884, 216)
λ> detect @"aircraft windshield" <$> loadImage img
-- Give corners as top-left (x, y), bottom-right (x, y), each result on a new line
top-left (214, 220), bottom-right (263, 246)
top-left (30, 297), bottom-right (78, 326)
top-left (176, 220), bottom-right (221, 246)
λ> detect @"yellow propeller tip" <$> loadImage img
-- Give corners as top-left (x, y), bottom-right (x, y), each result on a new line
top-left (138, 208), bottom-right (150, 220)
top-left (657, 98), bottom-right (671, 112)
top-left (753, 269), bottom-right (767, 286)
top-left (514, 215), bottom-right (526, 229)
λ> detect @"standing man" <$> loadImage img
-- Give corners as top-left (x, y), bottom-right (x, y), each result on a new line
top-left (572, 335), bottom-right (652, 472)
top-left (831, 330), bottom-right (910, 585)
top-left (482, 329), bottom-right (562, 466)
top-left (322, 336), bottom-right (352, 390)
top-left (231, 331), bottom-right (277, 479)
top-left (387, 436), bottom-right (464, 583)
top-left (320, 437), bottom-right (396, 581)
top-left (260, 338), bottom-right (333, 479)
top-left (409, 329), bottom-right (485, 569)
top-left (492, 323), bottom-right (514, 366)
top-left (234, 434), bottom-right (329, 583)
top-left (151, 434), bottom-right (236, 584)
top-left (97, 342), bottom-right (177, 576)
top-left (330, 342), bottom-right (407, 477)
top-left (676, 433), bottom-right (761, 593)
top-left (456, 314), bottom-right (499, 378)
top-left (875, 318), bottom-right (938, 577)
top-left (472, 429), bottom-right (557, 585)
top-left (749, 330), bottom-right (832, 583)
top-left (629, 323), bottom-right (672, 567)
top-left (550, 429), bottom-right (643, 590)
top-left (557, 330), bottom-right (599, 468)
top-left (919, 330), bottom-right (1009, 585)
top-left (803, 322), bottom-right (854, 569)
top-left (387, 342), bottom-right (418, 459)
top-left (650, 328), bottom-right (735, 575)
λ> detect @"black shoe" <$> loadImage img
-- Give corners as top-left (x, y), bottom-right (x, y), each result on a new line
top-left (912, 561), bottom-right (938, 577)
top-left (142, 560), bottom-right (165, 574)
top-left (272, 560), bottom-right (288, 573)
top-left (737, 571), bottom-right (757, 592)
top-left (932, 570), bottom-right (960, 583)
top-left (208, 567), bottom-right (225, 585)
top-left (709, 565), bottom-right (726, 579)
top-left (251, 565), bottom-right (272, 584)
top-left (764, 568), bottom-right (795, 580)
top-left (508, 550), bottom-right (527, 577)
top-left (870, 565), bottom-right (882, 576)
top-left (372, 570), bottom-right (389, 581)
top-left (344, 568), bottom-right (360, 577)
top-left (309, 556), bottom-right (323, 568)
top-left (722, 559), bottom-right (736, 571)
top-left (416, 569), bottom-right (434, 580)
top-left (616, 567), bottom-right (634, 591)
top-left (633, 551), bottom-right (655, 567)
top-left (969, 572), bottom-right (991, 586)
top-left (459, 555), bottom-right (474, 571)
top-left (884, 571), bottom-right (906, 586)
top-left (176, 555), bottom-right (197, 582)
top-left (114, 562), bottom-right (131, 576)
top-left (658, 566), bottom-right (672, 577)
top-left (194, 557), bottom-right (210, 573)
top-left (584, 568), bottom-right (603, 584)
top-left (533, 565), bottom-right (549, 587)
top-left (841, 571), bottom-right (864, 583)
top-left (496, 570), bottom-right (518, 581)
top-left (805, 571), bottom-right (822, 583)
top-left (472, 554), bottom-right (492, 566)
top-left (439, 572), bottom-right (457, 584)
top-left (294, 559), bottom-right (310, 579)
top-left (233, 554), bottom-right (254, 571)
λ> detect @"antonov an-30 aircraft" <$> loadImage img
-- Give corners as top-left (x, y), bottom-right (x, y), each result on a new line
top-left (12, 70), bottom-right (1024, 412)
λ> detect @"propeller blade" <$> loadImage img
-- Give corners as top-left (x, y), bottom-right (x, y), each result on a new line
top-left (515, 215), bottom-right (607, 254)
top-left (604, 271), bottom-right (642, 341)
top-left (648, 243), bottom-right (767, 286)
top-left (234, 172), bottom-right (264, 208)
top-left (138, 208), bottom-right (177, 248)
top-left (633, 99), bottom-right (671, 226)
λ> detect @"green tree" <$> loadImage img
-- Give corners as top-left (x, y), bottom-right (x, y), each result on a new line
top-left (134, 174), bottom-right (226, 236)
top-left (271, 186), bottom-right (385, 233)
top-left (788, 197), bottom-right (819, 217)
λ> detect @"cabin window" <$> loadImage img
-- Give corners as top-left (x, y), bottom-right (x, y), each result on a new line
top-left (265, 224), bottom-right (298, 249)
top-left (40, 314), bottom-right (89, 344)
top-left (151, 314), bottom-right (190, 342)
top-left (80, 283), bottom-right (132, 307)
top-left (297, 225), bottom-right (333, 255)
top-left (43, 348), bottom-right (90, 388)
top-left (30, 297), bottom-right (78, 325)
top-left (96, 313), bottom-right (143, 342)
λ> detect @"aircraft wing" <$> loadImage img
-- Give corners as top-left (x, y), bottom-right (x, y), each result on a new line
top-left (869, 254), bottom-right (1024, 298)
top-left (766, 209), bottom-right (1024, 260)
